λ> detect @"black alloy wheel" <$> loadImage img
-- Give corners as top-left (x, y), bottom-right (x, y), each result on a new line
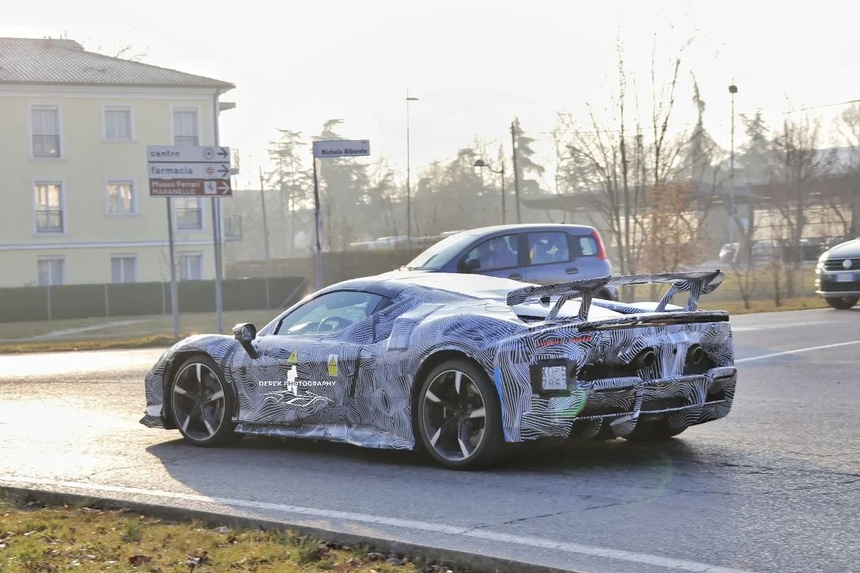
top-left (170, 355), bottom-right (235, 446)
top-left (416, 359), bottom-right (503, 470)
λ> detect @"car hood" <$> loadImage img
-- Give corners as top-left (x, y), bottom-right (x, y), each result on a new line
top-left (824, 238), bottom-right (860, 258)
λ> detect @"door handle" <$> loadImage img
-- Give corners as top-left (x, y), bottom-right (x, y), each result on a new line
top-left (508, 273), bottom-right (523, 280)
top-left (565, 267), bottom-right (580, 275)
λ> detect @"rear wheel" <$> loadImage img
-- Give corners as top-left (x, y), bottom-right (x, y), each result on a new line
top-left (622, 419), bottom-right (686, 442)
top-left (170, 355), bottom-right (235, 447)
top-left (825, 296), bottom-right (858, 310)
top-left (416, 359), bottom-right (503, 470)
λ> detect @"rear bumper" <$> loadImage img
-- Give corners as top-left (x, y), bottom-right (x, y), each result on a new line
top-left (518, 366), bottom-right (737, 440)
top-left (578, 366), bottom-right (737, 430)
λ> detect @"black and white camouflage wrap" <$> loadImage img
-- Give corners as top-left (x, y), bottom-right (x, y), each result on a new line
top-left (141, 270), bottom-right (737, 449)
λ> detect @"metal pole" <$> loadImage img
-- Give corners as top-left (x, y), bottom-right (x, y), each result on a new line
top-left (312, 156), bottom-right (323, 290)
top-left (500, 164), bottom-right (506, 224)
top-left (729, 83), bottom-right (738, 245)
top-left (212, 91), bottom-right (224, 333)
top-left (258, 167), bottom-right (271, 309)
top-left (511, 119), bottom-right (522, 224)
top-left (406, 89), bottom-right (418, 251)
top-left (166, 197), bottom-right (179, 338)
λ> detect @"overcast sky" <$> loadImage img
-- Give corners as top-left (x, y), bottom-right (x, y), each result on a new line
top-left (5, 1), bottom-right (860, 188)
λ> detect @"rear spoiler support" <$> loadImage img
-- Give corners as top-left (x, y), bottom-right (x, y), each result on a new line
top-left (506, 270), bottom-right (725, 322)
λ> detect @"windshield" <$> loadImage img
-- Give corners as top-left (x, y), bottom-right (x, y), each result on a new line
top-left (403, 231), bottom-right (480, 270)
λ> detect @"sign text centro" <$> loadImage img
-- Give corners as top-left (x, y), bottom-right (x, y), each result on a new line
top-left (312, 139), bottom-right (370, 159)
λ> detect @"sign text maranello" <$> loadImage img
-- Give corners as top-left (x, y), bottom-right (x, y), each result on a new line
top-left (146, 145), bottom-right (233, 197)
top-left (312, 139), bottom-right (370, 158)
top-left (149, 179), bottom-right (232, 196)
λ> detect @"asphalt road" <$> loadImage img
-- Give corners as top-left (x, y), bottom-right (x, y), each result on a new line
top-left (0, 308), bottom-right (858, 573)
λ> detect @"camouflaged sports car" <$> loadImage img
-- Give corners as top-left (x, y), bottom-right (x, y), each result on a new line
top-left (140, 270), bottom-right (737, 470)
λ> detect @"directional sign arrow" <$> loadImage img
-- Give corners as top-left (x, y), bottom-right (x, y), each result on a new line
top-left (217, 147), bottom-right (229, 158)
top-left (218, 181), bottom-right (231, 194)
top-left (219, 164), bottom-right (231, 177)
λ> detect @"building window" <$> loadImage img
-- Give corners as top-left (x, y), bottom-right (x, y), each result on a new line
top-left (173, 108), bottom-right (199, 146)
top-left (111, 255), bottom-right (137, 283)
top-left (37, 256), bottom-right (65, 286)
top-left (31, 105), bottom-right (61, 157)
top-left (179, 252), bottom-right (203, 281)
top-left (34, 182), bottom-right (64, 233)
top-left (107, 181), bottom-right (136, 214)
top-left (104, 106), bottom-right (132, 141)
top-left (175, 197), bottom-right (203, 230)
top-left (224, 214), bottom-right (242, 239)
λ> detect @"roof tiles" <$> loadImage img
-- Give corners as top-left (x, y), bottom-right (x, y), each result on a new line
top-left (0, 37), bottom-right (233, 90)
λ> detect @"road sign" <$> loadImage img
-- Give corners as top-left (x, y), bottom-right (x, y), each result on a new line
top-left (147, 145), bottom-right (231, 163)
top-left (149, 179), bottom-right (232, 196)
top-left (312, 139), bottom-right (370, 158)
top-left (149, 162), bottom-right (231, 180)
top-left (147, 145), bottom-right (233, 196)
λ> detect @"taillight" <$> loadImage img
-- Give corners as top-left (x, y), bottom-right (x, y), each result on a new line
top-left (592, 230), bottom-right (607, 260)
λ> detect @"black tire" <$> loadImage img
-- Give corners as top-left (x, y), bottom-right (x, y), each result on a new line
top-left (415, 359), bottom-right (504, 470)
top-left (169, 355), bottom-right (235, 447)
top-left (622, 419), bottom-right (687, 442)
top-left (825, 296), bottom-right (858, 310)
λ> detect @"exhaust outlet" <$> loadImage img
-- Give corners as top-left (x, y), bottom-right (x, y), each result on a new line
top-left (687, 344), bottom-right (704, 365)
top-left (632, 349), bottom-right (656, 370)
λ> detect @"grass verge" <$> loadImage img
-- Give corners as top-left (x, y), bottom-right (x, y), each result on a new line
top-left (0, 494), bottom-right (456, 573)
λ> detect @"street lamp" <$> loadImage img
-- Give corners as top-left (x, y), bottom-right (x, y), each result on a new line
top-left (728, 83), bottom-right (738, 244)
top-left (406, 89), bottom-right (419, 251)
top-left (474, 158), bottom-right (506, 224)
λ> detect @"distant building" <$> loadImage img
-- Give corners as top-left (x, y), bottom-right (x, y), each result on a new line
top-left (0, 37), bottom-right (234, 287)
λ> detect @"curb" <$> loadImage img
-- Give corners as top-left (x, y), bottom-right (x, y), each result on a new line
top-left (0, 485), bottom-right (580, 573)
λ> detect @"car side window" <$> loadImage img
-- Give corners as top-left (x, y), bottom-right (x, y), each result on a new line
top-left (528, 232), bottom-right (570, 265)
top-left (274, 291), bottom-right (386, 336)
top-left (576, 235), bottom-right (596, 257)
top-left (466, 234), bottom-right (518, 270)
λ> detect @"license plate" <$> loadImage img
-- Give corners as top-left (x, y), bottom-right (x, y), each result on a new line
top-left (836, 273), bottom-right (855, 282)
top-left (541, 365), bottom-right (567, 391)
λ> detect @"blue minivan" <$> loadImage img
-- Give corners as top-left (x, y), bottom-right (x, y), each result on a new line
top-left (402, 223), bottom-right (617, 300)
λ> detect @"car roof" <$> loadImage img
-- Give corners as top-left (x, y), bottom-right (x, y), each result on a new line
top-left (331, 270), bottom-right (526, 300)
top-left (453, 223), bottom-right (597, 236)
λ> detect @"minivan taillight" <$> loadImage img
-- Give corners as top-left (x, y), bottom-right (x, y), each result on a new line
top-left (592, 230), bottom-right (607, 260)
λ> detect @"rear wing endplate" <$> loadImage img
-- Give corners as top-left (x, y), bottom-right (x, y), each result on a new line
top-left (506, 270), bottom-right (725, 321)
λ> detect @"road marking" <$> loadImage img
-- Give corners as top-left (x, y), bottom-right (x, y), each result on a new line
top-left (10, 319), bottom-right (153, 341)
top-left (731, 320), bottom-right (829, 332)
top-left (0, 476), bottom-right (758, 573)
top-left (736, 339), bottom-right (860, 363)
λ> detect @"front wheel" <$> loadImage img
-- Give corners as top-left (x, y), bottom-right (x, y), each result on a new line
top-left (169, 355), bottom-right (235, 447)
top-left (415, 359), bottom-right (503, 470)
top-left (825, 296), bottom-right (858, 310)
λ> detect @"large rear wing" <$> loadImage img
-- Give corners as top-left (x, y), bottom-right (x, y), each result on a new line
top-left (505, 270), bottom-right (725, 321)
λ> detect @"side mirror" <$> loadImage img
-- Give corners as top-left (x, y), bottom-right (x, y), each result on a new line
top-left (232, 322), bottom-right (258, 358)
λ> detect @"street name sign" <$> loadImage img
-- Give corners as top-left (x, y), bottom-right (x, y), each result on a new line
top-left (147, 145), bottom-right (233, 196)
top-left (312, 139), bottom-right (370, 158)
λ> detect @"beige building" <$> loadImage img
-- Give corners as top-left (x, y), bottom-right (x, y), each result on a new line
top-left (0, 37), bottom-right (234, 287)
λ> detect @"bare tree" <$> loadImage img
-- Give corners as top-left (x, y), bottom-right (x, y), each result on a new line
top-left (558, 34), bottom-right (704, 281)
top-left (769, 116), bottom-right (827, 298)
top-left (832, 104), bottom-right (860, 237)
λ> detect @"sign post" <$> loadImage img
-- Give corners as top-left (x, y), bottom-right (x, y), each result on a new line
top-left (311, 140), bottom-right (370, 289)
top-left (147, 145), bottom-right (232, 336)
